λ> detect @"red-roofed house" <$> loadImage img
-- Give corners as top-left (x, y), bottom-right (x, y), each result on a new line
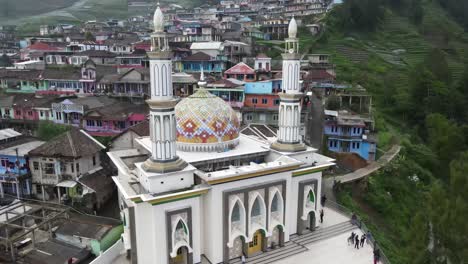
top-left (223, 62), bottom-right (256, 82)
top-left (21, 42), bottom-right (63, 60)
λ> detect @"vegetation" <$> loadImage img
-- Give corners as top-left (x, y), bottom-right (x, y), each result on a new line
top-left (287, 0), bottom-right (468, 263)
top-left (37, 121), bottom-right (71, 141)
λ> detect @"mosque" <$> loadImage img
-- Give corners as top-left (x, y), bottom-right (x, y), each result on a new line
top-left (107, 6), bottom-right (335, 264)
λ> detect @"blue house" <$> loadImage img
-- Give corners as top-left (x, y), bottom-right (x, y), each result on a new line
top-left (324, 110), bottom-right (376, 161)
top-left (244, 79), bottom-right (282, 94)
top-left (179, 52), bottom-right (227, 74)
top-left (0, 129), bottom-right (44, 197)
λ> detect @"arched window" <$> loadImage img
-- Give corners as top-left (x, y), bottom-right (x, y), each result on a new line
top-left (271, 194), bottom-right (279, 212)
top-left (307, 190), bottom-right (315, 203)
top-left (251, 198), bottom-right (261, 217)
top-left (176, 220), bottom-right (188, 234)
top-left (231, 202), bottom-right (241, 222)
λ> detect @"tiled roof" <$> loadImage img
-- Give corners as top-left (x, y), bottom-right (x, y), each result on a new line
top-left (128, 120), bottom-right (149, 136)
top-left (182, 52), bottom-right (212, 61)
top-left (224, 62), bottom-right (255, 75)
top-left (28, 128), bottom-right (104, 158)
top-left (27, 42), bottom-right (60, 51)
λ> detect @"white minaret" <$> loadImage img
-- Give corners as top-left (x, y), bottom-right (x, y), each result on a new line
top-left (272, 16), bottom-right (307, 152)
top-left (142, 4), bottom-right (187, 173)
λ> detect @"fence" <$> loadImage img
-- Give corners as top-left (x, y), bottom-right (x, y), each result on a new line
top-left (327, 199), bottom-right (392, 264)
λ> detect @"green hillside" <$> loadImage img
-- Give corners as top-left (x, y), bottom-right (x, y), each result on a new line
top-left (257, 1), bottom-right (468, 263)
top-left (0, 0), bottom-right (128, 32)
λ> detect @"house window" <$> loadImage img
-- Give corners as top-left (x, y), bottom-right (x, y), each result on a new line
top-left (258, 62), bottom-right (262, 69)
top-left (5, 109), bottom-right (10, 116)
top-left (334, 141), bottom-right (338, 148)
top-left (86, 120), bottom-right (95, 126)
top-left (356, 142), bottom-right (360, 149)
top-left (36, 185), bottom-right (42, 194)
top-left (274, 99), bottom-right (280, 105)
top-left (0, 159), bottom-right (8, 167)
top-left (33, 162), bottom-right (39, 170)
top-left (76, 163), bottom-right (80, 173)
top-left (329, 140), bottom-right (333, 148)
top-left (252, 98), bottom-right (258, 104)
top-left (246, 114), bottom-right (253, 121)
top-left (28, 111), bottom-right (33, 116)
top-left (56, 112), bottom-right (62, 120)
top-left (16, 110), bottom-right (21, 115)
top-left (273, 114), bottom-right (278, 121)
top-left (71, 163), bottom-right (74, 173)
top-left (262, 98), bottom-right (268, 104)
top-left (40, 111), bottom-right (44, 117)
top-left (96, 120), bottom-right (102, 127)
top-left (44, 163), bottom-right (55, 174)
top-left (92, 156), bottom-right (96, 166)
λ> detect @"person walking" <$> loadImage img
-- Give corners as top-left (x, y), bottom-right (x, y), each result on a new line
top-left (348, 232), bottom-right (355, 245)
top-left (373, 248), bottom-right (380, 264)
top-left (241, 254), bottom-right (246, 264)
top-left (354, 235), bottom-right (360, 249)
top-left (360, 234), bottom-right (366, 247)
top-left (320, 209), bottom-right (324, 223)
top-left (321, 194), bottom-right (327, 207)
top-left (366, 231), bottom-right (372, 245)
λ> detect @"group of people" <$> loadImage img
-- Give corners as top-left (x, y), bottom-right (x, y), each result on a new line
top-left (347, 232), bottom-right (366, 249)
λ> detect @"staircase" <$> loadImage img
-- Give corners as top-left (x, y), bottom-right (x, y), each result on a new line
top-left (229, 221), bottom-right (355, 264)
top-left (290, 221), bottom-right (355, 245)
top-left (229, 241), bottom-right (307, 264)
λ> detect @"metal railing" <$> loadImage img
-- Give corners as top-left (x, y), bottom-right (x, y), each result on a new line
top-left (326, 199), bottom-right (392, 264)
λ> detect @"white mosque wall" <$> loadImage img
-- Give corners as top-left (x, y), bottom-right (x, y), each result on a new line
top-left (202, 170), bottom-right (294, 264)
top-left (134, 196), bottom-right (202, 264)
top-left (136, 163), bottom-right (195, 194)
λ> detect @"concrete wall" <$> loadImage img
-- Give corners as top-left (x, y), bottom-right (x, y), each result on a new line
top-left (89, 239), bottom-right (125, 264)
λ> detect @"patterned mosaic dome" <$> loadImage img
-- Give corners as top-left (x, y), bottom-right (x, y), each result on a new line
top-left (175, 89), bottom-right (240, 152)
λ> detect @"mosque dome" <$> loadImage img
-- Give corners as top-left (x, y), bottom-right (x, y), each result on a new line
top-left (175, 89), bottom-right (240, 152)
top-left (288, 17), bottom-right (298, 39)
top-left (153, 5), bottom-right (164, 32)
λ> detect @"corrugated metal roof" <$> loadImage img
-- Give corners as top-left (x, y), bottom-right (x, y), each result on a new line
top-left (190, 42), bottom-right (223, 50)
top-left (0, 129), bottom-right (21, 141)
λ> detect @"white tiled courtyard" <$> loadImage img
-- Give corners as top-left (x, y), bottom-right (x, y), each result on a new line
top-left (274, 206), bottom-right (376, 264)
top-left (274, 229), bottom-right (375, 264)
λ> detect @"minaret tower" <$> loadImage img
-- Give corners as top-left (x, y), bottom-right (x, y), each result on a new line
top-left (142, 4), bottom-right (187, 173)
top-left (271, 17), bottom-right (307, 152)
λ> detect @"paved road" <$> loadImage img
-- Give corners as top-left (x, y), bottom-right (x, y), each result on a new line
top-left (306, 93), bottom-right (324, 151)
top-left (322, 145), bottom-right (401, 202)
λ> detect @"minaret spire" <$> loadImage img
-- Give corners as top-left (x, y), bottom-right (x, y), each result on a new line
top-left (271, 17), bottom-right (306, 152)
top-left (143, 4), bottom-right (187, 173)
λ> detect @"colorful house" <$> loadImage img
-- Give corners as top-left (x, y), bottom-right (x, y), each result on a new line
top-left (82, 103), bottom-right (147, 136)
top-left (223, 62), bottom-right (256, 81)
top-left (0, 129), bottom-right (44, 197)
top-left (324, 110), bottom-right (377, 161)
top-left (180, 52), bottom-right (226, 74)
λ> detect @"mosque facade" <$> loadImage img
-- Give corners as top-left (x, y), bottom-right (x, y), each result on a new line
top-left (108, 6), bottom-right (335, 264)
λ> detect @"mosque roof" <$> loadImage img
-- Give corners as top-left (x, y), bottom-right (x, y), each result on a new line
top-left (175, 88), bottom-right (240, 152)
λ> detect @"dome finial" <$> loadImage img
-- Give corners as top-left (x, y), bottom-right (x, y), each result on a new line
top-left (288, 16), bottom-right (298, 39)
top-left (198, 68), bottom-right (207, 87)
top-left (153, 3), bottom-right (164, 33)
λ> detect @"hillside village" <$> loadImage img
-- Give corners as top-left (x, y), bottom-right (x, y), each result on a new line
top-left (3, 0), bottom-right (465, 263)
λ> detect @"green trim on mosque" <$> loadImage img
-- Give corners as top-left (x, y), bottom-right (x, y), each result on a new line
top-left (292, 167), bottom-right (327, 177)
top-left (149, 194), bottom-right (202, 206)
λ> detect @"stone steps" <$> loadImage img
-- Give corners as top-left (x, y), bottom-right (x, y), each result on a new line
top-left (290, 221), bottom-right (355, 245)
top-left (229, 241), bottom-right (307, 264)
top-left (228, 221), bottom-right (355, 264)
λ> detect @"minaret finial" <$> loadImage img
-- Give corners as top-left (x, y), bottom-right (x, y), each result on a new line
top-left (198, 68), bottom-right (207, 87)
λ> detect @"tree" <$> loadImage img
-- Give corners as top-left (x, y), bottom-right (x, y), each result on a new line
top-left (84, 31), bottom-right (95, 41)
top-left (36, 122), bottom-right (70, 141)
top-left (425, 114), bottom-right (465, 176)
top-left (424, 49), bottom-right (451, 85)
